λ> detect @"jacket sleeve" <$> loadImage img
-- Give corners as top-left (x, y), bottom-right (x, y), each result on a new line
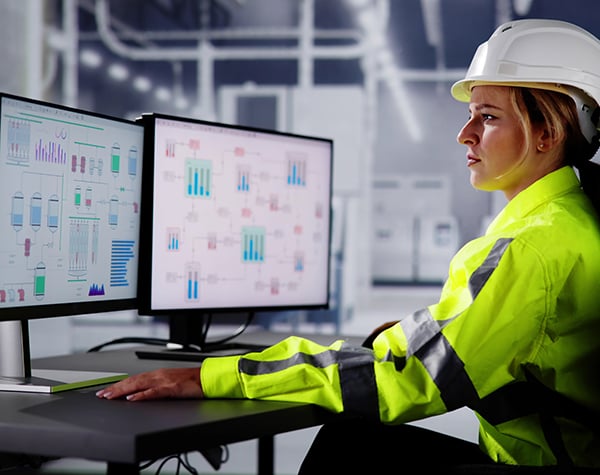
top-left (201, 236), bottom-right (549, 425)
top-left (200, 316), bottom-right (452, 423)
top-left (200, 336), bottom-right (375, 415)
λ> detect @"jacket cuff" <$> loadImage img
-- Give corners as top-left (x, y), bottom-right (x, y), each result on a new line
top-left (200, 355), bottom-right (245, 398)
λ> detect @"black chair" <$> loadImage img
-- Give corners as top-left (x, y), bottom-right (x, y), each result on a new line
top-left (447, 465), bottom-right (599, 474)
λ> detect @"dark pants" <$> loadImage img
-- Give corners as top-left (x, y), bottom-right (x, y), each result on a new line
top-left (298, 417), bottom-right (493, 474)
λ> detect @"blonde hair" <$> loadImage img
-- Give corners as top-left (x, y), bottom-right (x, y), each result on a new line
top-left (508, 86), bottom-right (599, 165)
top-left (508, 85), bottom-right (600, 216)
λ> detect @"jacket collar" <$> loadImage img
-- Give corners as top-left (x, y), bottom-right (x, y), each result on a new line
top-left (486, 166), bottom-right (581, 234)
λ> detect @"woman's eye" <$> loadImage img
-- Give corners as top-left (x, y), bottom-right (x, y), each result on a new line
top-left (482, 113), bottom-right (495, 120)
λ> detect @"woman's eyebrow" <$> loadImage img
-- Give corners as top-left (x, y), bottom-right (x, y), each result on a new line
top-left (471, 103), bottom-right (502, 111)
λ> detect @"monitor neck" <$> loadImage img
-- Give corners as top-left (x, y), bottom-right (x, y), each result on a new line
top-left (168, 314), bottom-right (210, 349)
top-left (0, 320), bottom-right (31, 378)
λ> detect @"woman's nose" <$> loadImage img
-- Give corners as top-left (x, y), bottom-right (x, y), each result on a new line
top-left (457, 120), bottom-right (476, 145)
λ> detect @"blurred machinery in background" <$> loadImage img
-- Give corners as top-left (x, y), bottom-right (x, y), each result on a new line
top-left (372, 174), bottom-right (459, 285)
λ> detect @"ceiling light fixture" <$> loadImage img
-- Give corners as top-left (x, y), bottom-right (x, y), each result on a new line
top-left (155, 87), bottom-right (172, 101)
top-left (108, 63), bottom-right (129, 81)
top-left (80, 49), bottom-right (102, 68)
top-left (133, 76), bottom-right (152, 92)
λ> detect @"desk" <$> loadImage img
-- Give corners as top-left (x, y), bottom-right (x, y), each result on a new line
top-left (0, 331), bottom-right (353, 474)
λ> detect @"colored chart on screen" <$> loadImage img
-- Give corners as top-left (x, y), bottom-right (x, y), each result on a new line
top-left (149, 118), bottom-right (332, 310)
top-left (0, 96), bottom-right (143, 308)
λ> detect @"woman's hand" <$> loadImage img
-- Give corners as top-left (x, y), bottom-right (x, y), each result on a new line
top-left (96, 367), bottom-right (203, 401)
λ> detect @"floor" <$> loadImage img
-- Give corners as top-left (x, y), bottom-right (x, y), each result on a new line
top-left (24, 285), bottom-right (480, 475)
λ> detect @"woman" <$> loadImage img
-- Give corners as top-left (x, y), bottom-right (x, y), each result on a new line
top-left (97, 19), bottom-right (600, 471)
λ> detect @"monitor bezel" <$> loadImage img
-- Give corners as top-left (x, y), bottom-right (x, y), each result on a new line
top-left (135, 112), bottom-right (334, 317)
top-left (0, 92), bottom-right (143, 323)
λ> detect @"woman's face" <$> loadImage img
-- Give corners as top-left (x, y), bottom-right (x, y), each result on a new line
top-left (456, 85), bottom-right (549, 200)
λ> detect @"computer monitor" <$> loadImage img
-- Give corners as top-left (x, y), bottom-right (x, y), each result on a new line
top-left (136, 113), bottom-right (333, 353)
top-left (0, 93), bottom-right (144, 392)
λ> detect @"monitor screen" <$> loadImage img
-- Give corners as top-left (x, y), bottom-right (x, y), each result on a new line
top-left (0, 93), bottom-right (144, 320)
top-left (137, 113), bottom-right (333, 317)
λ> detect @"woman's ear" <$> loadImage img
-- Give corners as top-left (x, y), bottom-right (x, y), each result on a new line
top-left (535, 126), bottom-right (561, 153)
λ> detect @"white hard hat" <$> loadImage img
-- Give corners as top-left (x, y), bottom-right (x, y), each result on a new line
top-left (451, 19), bottom-right (600, 144)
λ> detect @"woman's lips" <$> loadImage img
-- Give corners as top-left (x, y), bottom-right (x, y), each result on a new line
top-left (467, 155), bottom-right (481, 167)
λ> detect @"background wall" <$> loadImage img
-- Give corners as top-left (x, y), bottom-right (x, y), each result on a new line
top-left (2, 0), bottom-right (600, 324)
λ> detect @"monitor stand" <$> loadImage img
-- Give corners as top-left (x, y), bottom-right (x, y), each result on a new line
top-left (0, 320), bottom-right (127, 393)
top-left (135, 313), bottom-right (267, 362)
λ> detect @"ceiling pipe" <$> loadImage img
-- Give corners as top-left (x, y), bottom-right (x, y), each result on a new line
top-left (81, 25), bottom-right (363, 42)
top-left (196, 0), bottom-right (214, 119)
top-left (393, 67), bottom-right (465, 81)
top-left (94, 0), bottom-right (368, 62)
top-left (62, 0), bottom-right (78, 107)
top-left (94, 0), bottom-right (461, 141)
top-left (513, 0), bottom-right (534, 15)
top-left (94, 0), bottom-right (368, 118)
top-left (25, 0), bottom-right (44, 99)
top-left (298, 0), bottom-right (314, 89)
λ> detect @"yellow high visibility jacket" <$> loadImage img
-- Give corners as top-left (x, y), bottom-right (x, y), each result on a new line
top-left (201, 166), bottom-right (600, 467)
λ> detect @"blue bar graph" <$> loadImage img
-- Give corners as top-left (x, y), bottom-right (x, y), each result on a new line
top-left (110, 240), bottom-right (135, 287)
top-left (237, 166), bottom-right (250, 192)
top-left (186, 264), bottom-right (200, 300)
top-left (287, 159), bottom-right (306, 186)
top-left (167, 228), bottom-right (180, 251)
top-left (294, 252), bottom-right (304, 272)
top-left (186, 158), bottom-right (211, 198)
top-left (241, 227), bottom-right (265, 263)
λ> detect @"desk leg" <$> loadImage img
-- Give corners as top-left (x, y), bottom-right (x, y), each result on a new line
top-left (257, 435), bottom-right (274, 475)
top-left (106, 462), bottom-right (139, 474)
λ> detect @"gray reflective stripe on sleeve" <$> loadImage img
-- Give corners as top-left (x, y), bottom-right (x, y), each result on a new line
top-left (401, 308), bottom-right (444, 358)
top-left (469, 237), bottom-right (513, 299)
top-left (400, 307), bottom-right (479, 409)
top-left (238, 342), bottom-right (380, 418)
top-left (403, 238), bottom-right (513, 410)
top-left (239, 350), bottom-right (340, 375)
top-left (416, 333), bottom-right (479, 410)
